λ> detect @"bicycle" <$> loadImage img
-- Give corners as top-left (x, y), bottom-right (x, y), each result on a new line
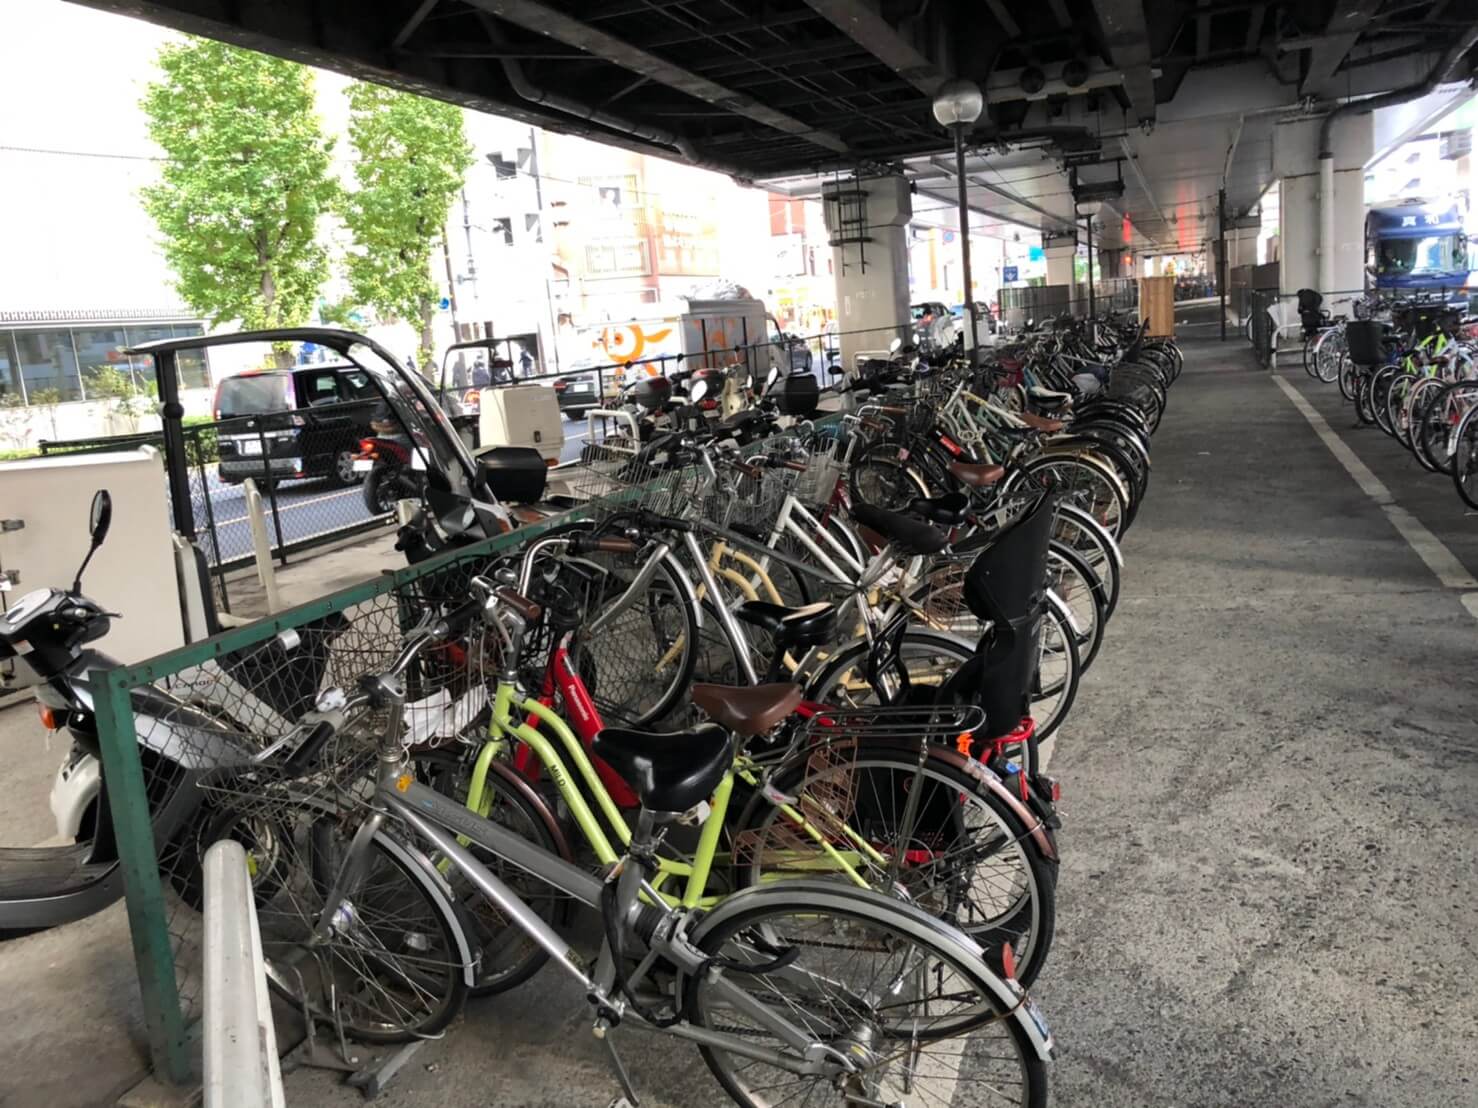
top-left (268, 583), bottom-right (1055, 1106)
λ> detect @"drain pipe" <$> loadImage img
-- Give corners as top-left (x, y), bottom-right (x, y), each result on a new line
top-left (1317, 31), bottom-right (1478, 291)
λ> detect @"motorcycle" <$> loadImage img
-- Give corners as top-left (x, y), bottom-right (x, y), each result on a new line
top-left (0, 490), bottom-right (345, 930)
top-left (353, 418), bottom-right (427, 514)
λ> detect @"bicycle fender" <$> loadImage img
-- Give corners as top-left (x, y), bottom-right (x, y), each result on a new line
top-left (688, 879), bottom-right (1054, 1062)
top-left (372, 831), bottom-right (479, 987)
top-left (932, 745), bottom-right (1060, 863)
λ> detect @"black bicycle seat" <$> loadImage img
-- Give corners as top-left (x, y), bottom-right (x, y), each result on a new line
top-left (593, 723), bottom-right (734, 814)
top-left (909, 492), bottom-right (969, 527)
top-left (851, 502), bottom-right (949, 555)
top-left (735, 600), bottom-right (837, 646)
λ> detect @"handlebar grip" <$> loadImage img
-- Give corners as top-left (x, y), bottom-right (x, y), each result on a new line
top-left (593, 536), bottom-right (638, 554)
top-left (283, 720), bottom-right (337, 777)
top-left (779, 459), bottom-right (807, 472)
top-left (876, 404), bottom-right (908, 416)
top-left (728, 458), bottom-right (764, 479)
top-left (495, 586), bottom-right (543, 623)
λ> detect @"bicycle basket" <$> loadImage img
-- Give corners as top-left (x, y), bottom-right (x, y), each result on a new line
top-left (1344, 320), bottom-right (1386, 367)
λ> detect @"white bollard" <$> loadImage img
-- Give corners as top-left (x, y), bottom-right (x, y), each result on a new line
top-left (241, 478), bottom-right (281, 613)
top-left (204, 840), bottom-right (285, 1108)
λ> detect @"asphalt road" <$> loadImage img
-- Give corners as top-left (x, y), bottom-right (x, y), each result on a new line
top-left (191, 420), bottom-right (593, 562)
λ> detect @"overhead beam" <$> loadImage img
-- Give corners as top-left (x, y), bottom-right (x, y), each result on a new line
top-left (926, 155), bottom-right (1077, 229)
top-left (797, 0), bottom-right (945, 94)
top-left (985, 0), bottom-right (1023, 37)
top-left (1090, 0), bottom-right (1157, 126)
top-left (1244, 4), bottom-right (1264, 53)
top-left (391, 0), bottom-right (441, 49)
top-left (1047, 0), bottom-right (1074, 28)
top-left (914, 185), bottom-right (1038, 231)
top-left (1196, 12), bottom-right (1211, 59)
top-left (1300, 0), bottom-right (1384, 96)
top-left (463, 0), bottom-right (850, 153)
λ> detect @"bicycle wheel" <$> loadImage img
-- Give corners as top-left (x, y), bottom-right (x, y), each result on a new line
top-left (1051, 504), bottom-right (1122, 620)
top-left (1356, 369), bottom-right (1379, 425)
top-left (1371, 367), bottom-right (1399, 437)
top-left (849, 442), bottom-right (933, 510)
top-left (1033, 594), bottom-right (1080, 745)
top-left (1315, 329), bottom-right (1344, 383)
top-left (1337, 355), bottom-right (1358, 401)
top-left (1406, 377), bottom-right (1447, 472)
top-left (1302, 335), bottom-right (1317, 377)
top-left (411, 750), bottom-right (563, 996)
top-left (686, 885), bottom-right (1049, 1107)
top-left (567, 551), bottom-right (699, 728)
top-left (1452, 404), bottom-right (1478, 509)
top-left (733, 740), bottom-right (1058, 986)
top-left (1420, 380), bottom-right (1478, 475)
top-left (1020, 454), bottom-right (1129, 538)
top-left (1385, 372), bottom-right (1415, 446)
top-left (264, 820), bottom-right (470, 1044)
top-left (804, 629), bottom-right (974, 708)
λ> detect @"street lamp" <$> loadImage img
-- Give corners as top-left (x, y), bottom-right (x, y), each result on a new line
top-left (933, 79), bottom-right (984, 363)
top-left (1076, 199), bottom-right (1103, 322)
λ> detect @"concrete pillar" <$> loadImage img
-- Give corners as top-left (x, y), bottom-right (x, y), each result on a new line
top-left (823, 175), bottom-right (911, 369)
top-left (1273, 115), bottom-right (1372, 298)
top-left (1043, 235), bottom-right (1077, 287)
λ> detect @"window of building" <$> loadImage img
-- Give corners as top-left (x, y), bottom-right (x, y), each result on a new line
top-left (0, 332), bottom-right (23, 403)
top-left (491, 217), bottom-right (513, 245)
top-left (12, 329), bottom-right (83, 402)
top-left (74, 327), bottom-right (139, 398)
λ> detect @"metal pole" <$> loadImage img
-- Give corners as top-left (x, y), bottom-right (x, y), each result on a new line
top-left (1086, 216), bottom-right (1097, 320)
top-left (1219, 187), bottom-right (1229, 341)
top-left (155, 350), bottom-right (195, 541)
top-left (954, 125), bottom-right (978, 365)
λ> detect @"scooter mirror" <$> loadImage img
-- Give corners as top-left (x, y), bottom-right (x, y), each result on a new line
top-left (88, 490), bottom-right (112, 546)
top-left (765, 366), bottom-right (780, 391)
top-left (689, 377), bottom-right (709, 404)
top-left (888, 337), bottom-right (903, 354)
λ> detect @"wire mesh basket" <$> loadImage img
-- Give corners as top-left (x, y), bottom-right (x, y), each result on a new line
top-left (701, 461), bottom-right (801, 530)
top-left (792, 433), bottom-right (846, 504)
top-left (568, 440), bottom-right (707, 516)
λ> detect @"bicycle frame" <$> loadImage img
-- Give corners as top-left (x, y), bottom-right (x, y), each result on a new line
top-left (464, 644), bottom-right (881, 909)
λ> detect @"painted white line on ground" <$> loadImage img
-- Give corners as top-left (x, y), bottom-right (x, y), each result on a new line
top-left (214, 487), bottom-right (362, 526)
top-left (1274, 375), bottom-right (1478, 598)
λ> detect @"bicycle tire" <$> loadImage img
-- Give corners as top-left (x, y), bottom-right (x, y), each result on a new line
top-left (685, 883), bottom-right (1050, 1108)
top-left (1033, 593), bottom-right (1080, 745)
top-left (848, 441), bottom-right (934, 511)
top-left (730, 742), bottom-right (1058, 987)
top-left (1452, 403), bottom-right (1478, 509)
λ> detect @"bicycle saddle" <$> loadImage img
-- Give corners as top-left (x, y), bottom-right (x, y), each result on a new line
top-left (1017, 412), bottom-right (1065, 433)
top-left (850, 502), bottom-right (950, 555)
top-left (593, 723), bottom-right (735, 815)
top-left (908, 492), bottom-right (969, 527)
top-left (947, 459), bottom-right (1006, 488)
top-left (735, 600), bottom-right (837, 646)
top-left (692, 683), bottom-right (803, 737)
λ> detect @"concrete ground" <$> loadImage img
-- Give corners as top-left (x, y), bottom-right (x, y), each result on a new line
top-left (2, 318), bottom-right (1476, 1106)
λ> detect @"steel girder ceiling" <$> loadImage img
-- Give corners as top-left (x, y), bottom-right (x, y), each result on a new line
top-left (63, 0), bottom-right (1478, 246)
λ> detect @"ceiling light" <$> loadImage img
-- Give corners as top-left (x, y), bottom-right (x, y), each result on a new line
top-left (932, 78), bottom-right (984, 128)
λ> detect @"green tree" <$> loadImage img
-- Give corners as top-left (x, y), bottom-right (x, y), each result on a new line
top-left (341, 82), bottom-right (472, 373)
top-left (141, 39), bottom-right (337, 364)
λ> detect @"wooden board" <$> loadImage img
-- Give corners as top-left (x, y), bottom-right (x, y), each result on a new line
top-left (1138, 276), bottom-right (1175, 337)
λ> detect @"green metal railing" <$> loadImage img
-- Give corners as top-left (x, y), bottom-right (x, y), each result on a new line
top-left (91, 512), bottom-right (575, 1083)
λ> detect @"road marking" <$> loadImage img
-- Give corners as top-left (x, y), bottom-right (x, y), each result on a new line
top-left (1274, 375), bottom-right (1478, 599)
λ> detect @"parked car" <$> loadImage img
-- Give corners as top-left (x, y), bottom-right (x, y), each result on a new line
top-left (552, 369), bottom-right (600, 419)
top-left (213, 364), bottom-right (381, 488)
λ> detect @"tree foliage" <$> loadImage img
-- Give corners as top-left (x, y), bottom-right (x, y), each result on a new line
top-left (141, 39), bottom-right (337, 336)
top-left (341, 82), bottom-right (472, 371)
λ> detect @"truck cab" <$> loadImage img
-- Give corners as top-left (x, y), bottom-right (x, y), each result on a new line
top-left (1366, 201), bottom-right (1470, 294)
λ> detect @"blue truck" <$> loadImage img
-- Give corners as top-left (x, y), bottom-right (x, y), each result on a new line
top-left (1365, 201), bottom-right (1470, 293)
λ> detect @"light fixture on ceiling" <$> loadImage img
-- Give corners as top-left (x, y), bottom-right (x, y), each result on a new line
top-left (931, 78), bottom-right (984, 128)
top-left (1076, 199), bottom-right (1104, 218)
top-left (1019, 66), bottom-right (1047, 96)
top-left (1062, 59), bottom-right (1089, 89)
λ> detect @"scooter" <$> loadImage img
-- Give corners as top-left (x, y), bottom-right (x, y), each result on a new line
top-left (353, 423), bottom-right (427, 514)
top-left (0, 491), bottom-right (343, 930)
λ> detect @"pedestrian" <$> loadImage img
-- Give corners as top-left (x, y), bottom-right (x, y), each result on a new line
top-left (519, 347), bottom-right (534, 378)
top-left (472, 356), bottom-right (490, 388)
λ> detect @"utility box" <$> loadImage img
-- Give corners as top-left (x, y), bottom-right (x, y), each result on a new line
top-left (1138, 276), bottom-right (1175, 337)
top-left (477, 384), bottom-right (563, 464)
